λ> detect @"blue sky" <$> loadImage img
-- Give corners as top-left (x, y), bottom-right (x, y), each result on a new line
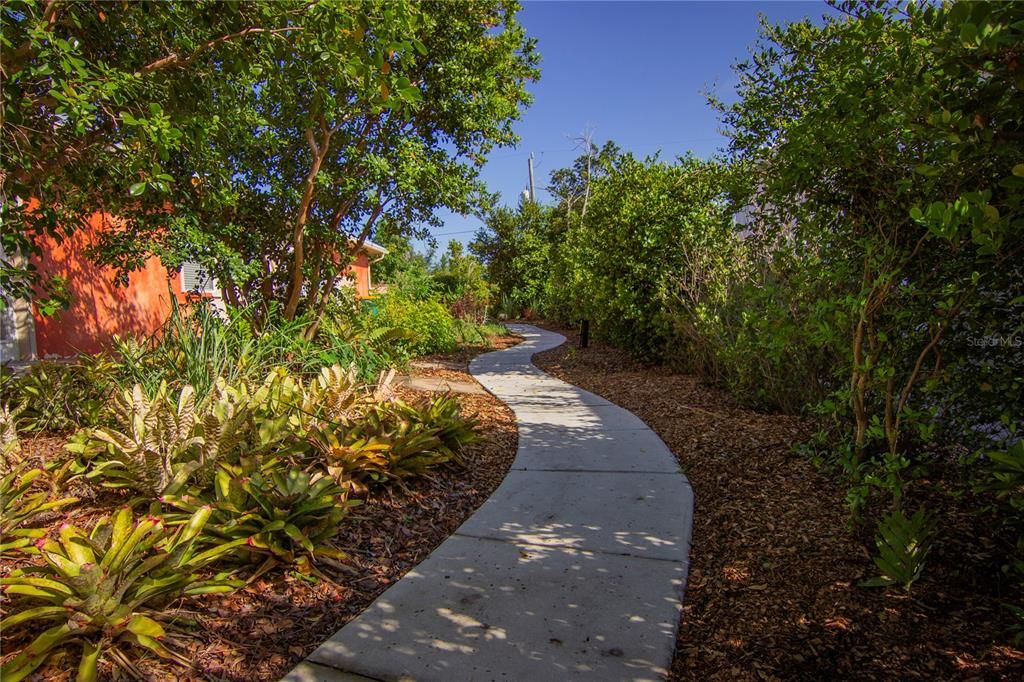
top-left (422, 1), bottom-right (836, 252)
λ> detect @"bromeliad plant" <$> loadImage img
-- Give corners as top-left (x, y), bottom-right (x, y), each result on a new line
top-left (0, 507), bottom-right (242, 682)
top-left (312, 394), bottom-right (479, 487)
top-left (82, 382), bottom-right (209, 499)
top-left (304, 364), bottom-right (398, 422)
top-left (164, 465), bottom-right (357, 576)
top-left (0, 464), bottom-right (78, 554)
top-left (13, 357), bottom-right (120, 433)
top-left (75, 371), bottom-right (294, 500)
top-left (309, 425), bottom-right (392, 493)
top-left (306, 363), bottom-right (362, 421)
top-left (360, 404), bottom-right (457, 481)
top-left (202, 371), bottom-right (298, 461)
top-left (1, 400), bottom-right (26, 465)
top-left (395, 394), bottom-right (480, 458)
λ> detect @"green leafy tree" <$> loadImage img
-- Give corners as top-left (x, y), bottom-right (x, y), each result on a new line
top-left (94, 0), bottom-right (539, 335)
top-left (544, 147), bottom-right (740, 361)
top-left (1, 0), bottom-right (301, 304)
top-left (471, 200), bottom-right (550, 316)
top-left (2, 0), bottom-right (539, 336)
top-left (717, 0), bottom-right (1024, 463)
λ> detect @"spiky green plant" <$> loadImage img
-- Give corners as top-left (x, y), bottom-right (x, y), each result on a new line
top-left (0, 507), bottom-right (242, 681)
top-left (861, 508), bottom-right (935, 591)
top-left (164, 465), bottom-right (356, 576)
top-left (0, 464), bottom-right (78, 554)
top-left (396, 394), bottom-right (480, 458)
top-left (308, 393), bottom-right (479, 489)
top-left (304, 363), bottom-right (363, 421)
top-left (113, 299), bottom-right (239, 401)
top-left (83, 383), bottom-right (208, 498)
top-left (14, 357), bottom-right (119, 432)
top-left (366, 405), bottom-right (454, 480)
top-left (203, 367), bottom-right (318, 458)
top-left (309, 425), bottom-right (392, 494)
top-left (79, 370), bottom-right (318, 500)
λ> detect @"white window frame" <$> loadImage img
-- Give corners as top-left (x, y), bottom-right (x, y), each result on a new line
top-left (179, 261), bottom-right (220, 296)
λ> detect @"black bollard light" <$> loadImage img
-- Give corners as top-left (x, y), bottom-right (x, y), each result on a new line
top-left (580, 319), bottom-right (590, 349)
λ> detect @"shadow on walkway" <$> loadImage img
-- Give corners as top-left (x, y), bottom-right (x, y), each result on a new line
top-left (284, 325), bottom-right (694, 682)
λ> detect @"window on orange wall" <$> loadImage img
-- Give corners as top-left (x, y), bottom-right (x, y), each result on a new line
top-left (180, 261), bottom-right (220, 297)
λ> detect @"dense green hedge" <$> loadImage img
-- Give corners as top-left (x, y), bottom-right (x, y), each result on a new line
top-left (472, 0), bottom-right (1024, 597)
top-left (369, 294), bottom-right (458, 357)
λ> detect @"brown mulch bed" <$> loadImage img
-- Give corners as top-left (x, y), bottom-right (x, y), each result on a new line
top-left (0, 339), bottom-right (520, 681)
top-left (413, 333), bottom-right (522, 377)
top-left (532, 323), bottom-right (1024, 681)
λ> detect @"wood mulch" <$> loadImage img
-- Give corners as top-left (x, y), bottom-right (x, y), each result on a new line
top-left (531, 323), bottom-right (1024, 681)
top-left (0, 336), bottom-right (520, 681)
top-left (410, 332), bottom-right (523, 382)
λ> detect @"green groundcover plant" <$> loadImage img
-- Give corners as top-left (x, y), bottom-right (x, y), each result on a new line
top-left (0, 507), bottom-right (242, 681)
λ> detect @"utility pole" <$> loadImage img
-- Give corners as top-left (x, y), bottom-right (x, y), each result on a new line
top-left (527, 152), bottom-right (536, 202)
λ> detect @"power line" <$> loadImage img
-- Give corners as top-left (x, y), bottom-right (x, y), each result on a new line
top-left (484, 135), bottom-right (727, 159)
top-left (485, 145), bottom-right (581, 157)
top-left (430, 229), bottom-right (480, 236)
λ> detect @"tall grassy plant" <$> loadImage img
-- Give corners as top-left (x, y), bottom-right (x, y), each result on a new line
top-left (114, 300), bottom-right (329, 400)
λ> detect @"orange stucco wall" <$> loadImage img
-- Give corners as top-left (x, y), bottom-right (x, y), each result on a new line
top-left (31, 212), bottom-right (180, 357)
top-left (350, 253), bottom-right (371, 298)
top-left (30, 210), bottom-right (374, 357)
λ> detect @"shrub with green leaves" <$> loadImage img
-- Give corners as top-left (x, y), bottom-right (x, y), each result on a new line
top-left (318, 305), bottom-right (411, 380)
top-left (453, 318), bottom-right (506, 347)
top-left (471, 201), bottom-right (551, 319)
top-left (204, 369), bottom-right (311, 459)
top-left (0, 507), bottom-right (241, 681)
top-left (861, 509), bottom-right (935, 591)
top-left (369, 293), bottom-right (458, 356)
top-left (976, 441), bottom-right (1024, 600)
top-left (74, 365), bottom-right (463, 501)
top-left (432, 240), bottom-right (492, 323)
top-left (979, 441), bottom-right (1024, 515)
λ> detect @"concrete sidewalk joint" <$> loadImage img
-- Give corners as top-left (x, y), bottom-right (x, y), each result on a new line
top-left (284, 324), bottom-right (694, 682)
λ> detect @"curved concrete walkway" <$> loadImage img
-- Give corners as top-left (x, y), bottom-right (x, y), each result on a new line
top-left (285, 325), bottom-right (694, 682)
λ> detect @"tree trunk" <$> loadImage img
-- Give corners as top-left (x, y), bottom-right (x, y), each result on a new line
top-left (283, 127), bottom-right (332, 320)
top-left (850, 315), bottom-right (869, 461)
top-left (303, 274), bottom-right (338, 341)
top-left (302, 199), bottom-right (387, 338)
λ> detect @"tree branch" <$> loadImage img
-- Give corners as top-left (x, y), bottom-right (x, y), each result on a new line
top-left (3, 0), bottom-right (63, 77)
top-left (139, 26), bottom-right (301, 74)
top-left (282, 126), bottom-right (332, 319)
